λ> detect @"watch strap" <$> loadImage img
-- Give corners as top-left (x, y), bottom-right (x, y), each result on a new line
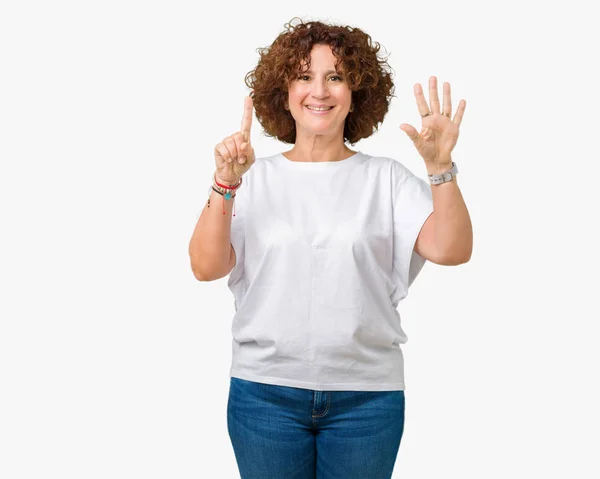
top-left (428, 162), bottom-right (458, 185)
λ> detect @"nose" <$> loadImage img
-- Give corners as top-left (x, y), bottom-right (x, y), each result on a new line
top-left (311, 78), bottom-right (330, 100)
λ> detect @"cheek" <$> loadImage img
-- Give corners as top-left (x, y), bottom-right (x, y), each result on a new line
top-left (288, 87), bottom-right (307, 101)
top-left (340, 90), bottom-right (353, 103)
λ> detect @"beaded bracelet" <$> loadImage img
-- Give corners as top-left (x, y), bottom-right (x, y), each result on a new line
top-left (213, 173), bottom-right (243, 198)
top-left (208, 173), bottom-right (243, 215)
top-left (210, 186), bottom-right (237, 199)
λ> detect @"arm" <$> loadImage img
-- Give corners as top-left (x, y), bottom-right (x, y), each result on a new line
top-left (400, 76), bottom-right (471, 265)
top-left (190, 95), bottom-right (254, 281)
top-left (188, 182), bottom-right (237, 281)
top-left (414, 172), bottom-right (473, 265)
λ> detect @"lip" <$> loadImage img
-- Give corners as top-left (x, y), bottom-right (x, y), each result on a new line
top-left (305, 105), bottom-right (334, 115)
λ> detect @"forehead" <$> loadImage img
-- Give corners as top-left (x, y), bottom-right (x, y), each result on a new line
top-left (299, 44), bottom-right (342, 71)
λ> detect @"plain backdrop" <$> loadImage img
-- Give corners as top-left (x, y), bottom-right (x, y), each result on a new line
top-left (1, 0), bottom-right (599, 478)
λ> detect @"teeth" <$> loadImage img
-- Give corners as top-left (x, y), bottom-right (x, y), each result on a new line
top-left (307, 106), bottom-right (333, 111)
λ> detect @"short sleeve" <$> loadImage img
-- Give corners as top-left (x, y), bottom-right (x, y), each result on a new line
top-left (390, 161), bottom-right (434, 307)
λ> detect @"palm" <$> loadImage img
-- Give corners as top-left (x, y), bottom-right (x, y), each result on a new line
top-left (400, 76), bottom-right (466, 169)
top-left (417, 114), bottom-right (460, 163)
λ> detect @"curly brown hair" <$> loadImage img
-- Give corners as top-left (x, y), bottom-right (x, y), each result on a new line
top-left (244, 17), bottom-right (395, 145)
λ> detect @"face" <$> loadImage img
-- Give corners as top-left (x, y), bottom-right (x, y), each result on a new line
top-left (287, 44), bottom-right (353, 138)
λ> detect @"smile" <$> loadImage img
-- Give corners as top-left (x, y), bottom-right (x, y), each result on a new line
top-left (305, 105), bottom-right (334, 114)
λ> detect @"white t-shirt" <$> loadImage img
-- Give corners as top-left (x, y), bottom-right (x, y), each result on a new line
top-left (227, 151), bottom-right (433, 391)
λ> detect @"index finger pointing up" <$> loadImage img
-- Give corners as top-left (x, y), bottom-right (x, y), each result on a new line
top-left (240, 95), bottom-right (253, 143)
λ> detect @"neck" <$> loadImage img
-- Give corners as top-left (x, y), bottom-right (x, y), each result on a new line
top-left (284, 136), bottom-right (354, 163)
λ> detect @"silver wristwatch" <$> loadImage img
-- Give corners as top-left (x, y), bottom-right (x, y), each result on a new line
top-left (428, 162), bottom-right (458, 185)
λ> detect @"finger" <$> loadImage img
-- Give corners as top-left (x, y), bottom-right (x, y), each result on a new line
top-left (240, 96), bottom-right (254, 144)
top-left (238, 141), bottom-right (248, 164)
top-left (231, 132), bottom-right (245, 151)
top-left (428, 76), bottom-right (441, 115)
top-left (399, 123), bottom-right (419, 142)
top-left (453, 99), bottom-right (466, 127)
top-left (238, 142), bottom-right (255, 164)
top-left (230, 132), bottom-right (247, 163)
top-left (443, 82), bottom-right (452, 117)
top-left (243, 143), bottom-right (255, 164)
top-left (414, 83), bottom-right (430, 118)
top-left (215, 143), bottom-right (231, 167)
top-left (223, 137), bottom-right (238, 162)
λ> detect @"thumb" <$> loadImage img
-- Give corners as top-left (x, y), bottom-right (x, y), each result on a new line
top-left (241, 141), bottom-right (255, 160)
top-left (399, 124), bottom-right (420, 142)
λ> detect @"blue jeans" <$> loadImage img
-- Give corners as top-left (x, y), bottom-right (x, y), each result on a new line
top-left (227, 377), bottom-right (405, 478)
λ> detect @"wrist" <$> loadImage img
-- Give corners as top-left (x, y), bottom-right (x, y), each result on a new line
top-left (214, 171), bottom-right (241, 185)
top-left (426, 162), bottom-right (453, 176)
top-left (427, 161), bottom-right (458, 185)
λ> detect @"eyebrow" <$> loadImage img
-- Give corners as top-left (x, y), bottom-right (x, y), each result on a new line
top-left (302, 69), bottom-right (341, 75)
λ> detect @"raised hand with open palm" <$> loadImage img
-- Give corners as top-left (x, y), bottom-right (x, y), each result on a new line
top-left (399, 76), bottom-right (466, 175)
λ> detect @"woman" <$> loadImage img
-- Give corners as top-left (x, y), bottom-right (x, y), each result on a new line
top-left (189, 17), bottom-right (472, 479)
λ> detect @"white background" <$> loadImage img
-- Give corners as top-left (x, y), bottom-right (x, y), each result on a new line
top-left (1, 0), bottom-right (599, 477)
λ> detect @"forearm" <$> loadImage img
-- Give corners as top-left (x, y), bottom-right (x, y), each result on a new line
top-left (188, 176), bottom-right (238, 280)
top-left (429, 165), bottom-right (473, 263)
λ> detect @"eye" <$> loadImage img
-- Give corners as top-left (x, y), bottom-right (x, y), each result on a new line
top-left (296, 75), bottom-right (343, 82)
